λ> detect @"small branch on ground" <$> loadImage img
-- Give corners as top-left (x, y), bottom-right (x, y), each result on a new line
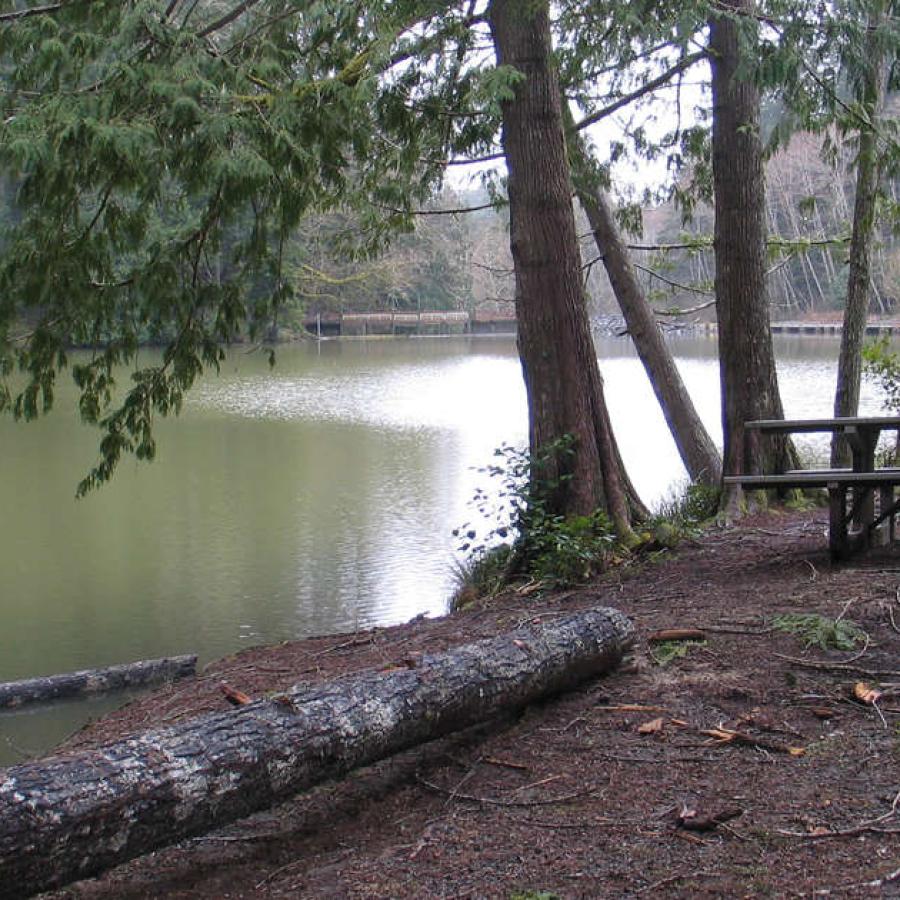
top-left (416, 775), bottom-right (591, 808)
top-left (777, 789), bottom-right (899, 839)
top-left (774, 654), bottom-right (899, 678)
top-left (647, 628), bottom-right (707, 642)
top-left (636, 870), bottom-right (721, 894)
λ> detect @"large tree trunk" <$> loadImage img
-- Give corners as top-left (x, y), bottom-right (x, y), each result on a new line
top-left (0, 655), bottom-right (197, 709)
top-left (0, 607), bottom-right (634, 899)
top-left (567, 129), bottom-right (722, 487)
top-left (709, 0), bottom-right (798, 513)
top-left (832, 3), bottom-right (889, 465)
top-left (487, 0), bottom-right (645, 537)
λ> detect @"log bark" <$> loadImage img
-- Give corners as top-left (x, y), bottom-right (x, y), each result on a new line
top-left (0, 606), bottom-right (633, 898)
top-left (0, 655), bottom-right (198, 709)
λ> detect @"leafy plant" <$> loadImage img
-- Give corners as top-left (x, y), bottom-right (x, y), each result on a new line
top-left (862, 337), bottom-right (900, 466)
top-left (646, 480), bottom-right (720, 546)
top-left (452, 436), bottom-right (620, 596)
top-left (650, 639), bottom-right (706, 666)
top-left (450, 545), bottom-right (513, 610)
top-left (771, 613), bottom-right (865, 652)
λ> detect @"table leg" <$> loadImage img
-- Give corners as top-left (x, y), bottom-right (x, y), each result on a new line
top-left (829, 485), bottom-right (849, 561)
top-left (879, 484), bottom-right (896, 544)
top-left (849, 427), bottom-right (879, 531)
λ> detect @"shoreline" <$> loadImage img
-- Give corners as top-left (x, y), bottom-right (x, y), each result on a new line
top-left (26, 507), bottom-right (900, 898)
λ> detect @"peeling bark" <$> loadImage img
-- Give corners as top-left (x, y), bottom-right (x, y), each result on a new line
top-left (0, 655), bottom-right (198, 709)
top-left (0, 606), bottom-right (633, 899)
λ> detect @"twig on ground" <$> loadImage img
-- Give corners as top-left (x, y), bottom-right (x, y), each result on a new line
top-left (814, 865), bottom-right (900, 895)
top-left (483, 756), bottom-right (529, 771)
top-left (778, 789), bottom-right (899, 839)
top-left (511, 774), bottom-right (563, 794)
top-left (802, 558), bottom-right (819, 581)
top-left (699, 726), bottom-right (804, 756)
top-left (636, 870), bottom-right (720, 894)
top-left (312, 634), bottom-right (375, 657)
top-left (774, 653), bottom-right (900, 677)
top-left (647, 628), bottom-right (707, 642)
top-left (255, 849), bottom-right (353, 889)
top-left (416, 775), bottom-right (591, 808)
top-left (700, 624), bottom-right (774, 635)
top-left (889, 590), bottom-right (900, 634)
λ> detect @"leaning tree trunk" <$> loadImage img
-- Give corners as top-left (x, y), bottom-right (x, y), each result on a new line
top-left (487, 0), bottom-right (646, 537)
top-left (0, 607), bottom-right (634, 899)
top-left (709, 0), bottom-right (798, 513)
top-left (832, 3), bottom-right (889, 466)
top-left (566, 127), bottom-right (723, 487)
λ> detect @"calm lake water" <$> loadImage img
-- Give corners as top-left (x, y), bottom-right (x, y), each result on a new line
top-left (0, 333), bottom-right (887, 762)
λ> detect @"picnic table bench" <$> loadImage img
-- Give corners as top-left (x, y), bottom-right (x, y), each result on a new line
top-left (723, 416), bottom-right (900, 560)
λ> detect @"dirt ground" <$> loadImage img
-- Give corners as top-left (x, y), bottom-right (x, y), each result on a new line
top-left (44, 508), bottom-right (900, 899)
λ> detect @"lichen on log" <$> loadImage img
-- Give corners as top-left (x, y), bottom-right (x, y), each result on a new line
top-left (0, 655), bottom-right (198, 709)
top-left (0, 605), bottom-right (633, 899)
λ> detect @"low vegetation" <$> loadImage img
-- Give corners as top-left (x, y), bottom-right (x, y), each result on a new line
top-left (452, 444), bottom-right (721, 609)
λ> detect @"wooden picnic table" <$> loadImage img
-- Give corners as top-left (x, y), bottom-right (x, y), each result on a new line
top-left (724, 416), bottom-right (900, 560)
top-left (746, 416), bottom-right (900, 474)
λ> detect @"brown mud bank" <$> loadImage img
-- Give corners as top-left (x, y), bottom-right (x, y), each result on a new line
top-left (41, 509), bottom-right (900, 898)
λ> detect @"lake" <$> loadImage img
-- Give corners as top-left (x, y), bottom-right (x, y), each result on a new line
top-left (0, 332), bottom-right (887, 762)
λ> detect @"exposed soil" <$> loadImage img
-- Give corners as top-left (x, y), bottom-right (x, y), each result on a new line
top-left (44, 509), bottom-right (900, 899)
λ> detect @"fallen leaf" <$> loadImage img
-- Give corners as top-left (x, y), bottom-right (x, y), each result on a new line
top-left (220, 683), bottom-right (252, 706)
top-left (787, 746), bottom-right (806, 757)
top-left (637, 717), bottom-right (665, 735)
top-left (810, 706), bottom-right (835, 719)
top-left (853, 682), bottom-right (883, 705)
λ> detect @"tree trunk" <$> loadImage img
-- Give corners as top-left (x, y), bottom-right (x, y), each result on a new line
top-left (487, 0), bottom-right (645, 537)
top-left (709, 0), bottom-right (798, 512)
top-left (0, 606), bottom-right (634, 899)
top-left (832, 3), bottom-right (888, 465)
top-left (0, 655), bottom-right (197, 709)
top-left (567, 130), bottom-right (722, 487)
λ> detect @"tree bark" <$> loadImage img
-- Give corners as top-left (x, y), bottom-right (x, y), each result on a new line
top-left (487, 0), bottom-right (645, 537)
top-left (0, 606), bottom-right (634, 898)
top-left (709, 0), bottom-right (798, 512)
top-left (832, 3), bottom-right (888, 465)
top-left (567, 130), bottom-right (723, 487)
top-left (0, 655), bottom-right (197, 709)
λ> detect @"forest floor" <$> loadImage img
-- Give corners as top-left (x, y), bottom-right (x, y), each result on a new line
top-left (48, 508), bottom-right (900, 899)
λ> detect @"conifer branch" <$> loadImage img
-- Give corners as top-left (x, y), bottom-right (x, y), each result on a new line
top-left (632, 263), bottom-right (714, 296)
top-left (197, 0), bottom-right (265, 39)
top-left (572, 51), bottom-right (707, 132)
top-left (0, 3), bottom-right (62, 23)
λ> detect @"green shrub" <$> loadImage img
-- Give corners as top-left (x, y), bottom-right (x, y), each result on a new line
top-left (771, 613), bottom-right (865, 651)
top-left (452, 436), bottom-right (623, 598)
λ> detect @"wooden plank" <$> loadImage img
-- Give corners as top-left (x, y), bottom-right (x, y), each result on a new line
top-left (745, 416), bottom-right (900, 434)
top-left (724, 471), bottom-right (900, 489)
top-left (0, 656), bottom-right (198, 709)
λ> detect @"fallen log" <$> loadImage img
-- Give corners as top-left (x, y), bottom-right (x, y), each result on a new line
top-left (0, 655), bottom-right (198, 709)
top-left (0, 606), bottom-right (633, 898)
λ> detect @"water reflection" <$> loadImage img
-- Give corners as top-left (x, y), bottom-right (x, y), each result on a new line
top-left (0, 333), bottom-right (888, 762)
